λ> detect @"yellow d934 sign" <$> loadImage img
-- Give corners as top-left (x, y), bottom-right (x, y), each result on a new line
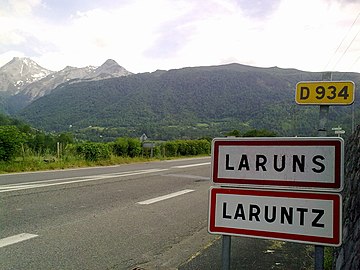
top-left (296, 81), bottom-right (355, 105)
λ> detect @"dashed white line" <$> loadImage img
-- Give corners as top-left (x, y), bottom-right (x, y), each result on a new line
top-left (137, 189), bottom-right (195, 205)
top-left (0, 233), bottom-right (38, 248)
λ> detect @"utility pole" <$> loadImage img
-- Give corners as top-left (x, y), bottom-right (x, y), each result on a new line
top-left (315, 71), bottom-right (332, 270)
top-left (318, 72), bottom-right (332, 137)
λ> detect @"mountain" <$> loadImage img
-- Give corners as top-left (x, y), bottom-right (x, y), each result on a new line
top-left (17, 63), bottom-right (360, 140)
top-left (83, 59), bottom-right (132, 80)
top-left (0, 57), bottom-right (53, 95)
top-left (17, 65), bottom-right (97, 101)
top-left (3, 58), bottom-right (132, 113)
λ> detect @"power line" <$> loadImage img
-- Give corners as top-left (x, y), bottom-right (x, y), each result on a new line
top-left (350, 53), bottom-right (360, 70)
top-left (332, 26), bottom-right (360, 71)
top-left (338, 53), bottom-right (360, 80)
top-left (324, 11), bottom-right (360, 71)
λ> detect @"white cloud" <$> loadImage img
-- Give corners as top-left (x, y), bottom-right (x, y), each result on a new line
top-left (1, 0), bottom-right (360, 73)
top-left (1, 0), bottom-right (42, 16)
top-left (32, 1), bottom-right (190, 70)
top-left (257, 0), bottom-right (360, 71)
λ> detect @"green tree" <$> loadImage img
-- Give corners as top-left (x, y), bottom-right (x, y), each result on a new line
top-left (225, 129), bottom-right (241, 137)
top-left (30, 132), bottom-right (46, 153)
top-left (28, 132), bottom-right (57, 154)
top-left (0, 126), bottom-right (24, 161)
top-left (243, 129), bottom-right (277, 137)
top-left (58, 132), bottom-right (74, 146)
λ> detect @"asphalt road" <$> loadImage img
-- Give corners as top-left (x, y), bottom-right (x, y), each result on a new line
top-left (0, 157), bottom-right (217, 270)
top-left (0, 157), bottom-right (314, 270)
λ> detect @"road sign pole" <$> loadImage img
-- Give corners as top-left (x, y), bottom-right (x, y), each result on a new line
top-left (315, 246), bottom-right (324, 270)
top-left (318, 105), bottom-right (329, 137)
top-left (315, 71), bottom-right (332, 270)
top-left (222, 235), bottom-right (231, 270)
top-left (352, 103), bottom-right (355, 133)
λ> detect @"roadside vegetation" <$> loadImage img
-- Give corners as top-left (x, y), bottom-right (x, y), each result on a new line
top-left (0, 114), bottom-right (279, 174)
top-left (0, 113), bottom-right (278, 174)
top-left (0, 127), bottom-right (211, 173)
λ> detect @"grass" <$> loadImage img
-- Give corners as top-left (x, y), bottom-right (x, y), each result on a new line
top-left (0, 153), bottom-right (210, 174)
top-left (324, 247), bottom-right (334, 270)
top-left (0, 155), bottom-right (156, 174)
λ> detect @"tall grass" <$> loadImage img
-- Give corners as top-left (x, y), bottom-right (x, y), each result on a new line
top-left (0, 138), bottom-right (211, 174)
top-left (0, 154), bottom-right (154, 174)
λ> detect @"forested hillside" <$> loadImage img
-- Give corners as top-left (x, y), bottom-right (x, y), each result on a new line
top-left (17, 64), bottom-right (360, 140)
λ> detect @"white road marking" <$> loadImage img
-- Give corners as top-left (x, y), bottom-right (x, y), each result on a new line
top-left (164, 157), bottom-right (210, 163)
top-left (0, 168), bottom-right (168, 193)
top-left (0, 161), bottom-right (210, 193)
top-left (164, 174), bottom-right (209, 180)
top-left (137, 189), bottom-right (195, 205)
top-left (0, 164), bottom-right (130, 176)
top-left (0, 233), bottom-right (38, 248)
top-left (0, 184), bottom-right (43, 190)
top-left (172, 162), bottom-right (210, 169)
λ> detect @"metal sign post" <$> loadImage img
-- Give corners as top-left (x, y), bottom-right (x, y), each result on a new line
top-left (315, 72), bottom-right (332, 270)
top-left (315, 72), bottom-right (331, 270)
top-left (315, 104), bottom-right (331, 270)
top-left (222, 235), bottom-right (231, 270)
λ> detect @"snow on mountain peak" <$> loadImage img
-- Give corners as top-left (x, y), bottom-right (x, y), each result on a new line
top-left (0, 57), bottom-right (53, 94)
top-left (0, 57), bottom-right (132, 102)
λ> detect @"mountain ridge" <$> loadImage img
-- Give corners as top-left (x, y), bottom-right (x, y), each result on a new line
top-left (0, 57), bottom-right (132, 113)
top-left (1, 57), bottom-right (359, 140)
top-left (17, 63), bottom-right (360, 140)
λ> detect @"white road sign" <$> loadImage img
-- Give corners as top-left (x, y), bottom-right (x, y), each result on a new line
top-left (211, 137), bottom-right (343, 191)
top-left (208, 187), bottom-right (342, 246)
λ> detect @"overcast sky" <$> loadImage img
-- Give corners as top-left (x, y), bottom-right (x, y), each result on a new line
top-left (1, 0), bottom-right (360, 73)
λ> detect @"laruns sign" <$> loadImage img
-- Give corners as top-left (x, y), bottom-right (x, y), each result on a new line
top-left (208, 187), bottom-right (342, 246)
top-left (211, 137), bottom-right (343, 191)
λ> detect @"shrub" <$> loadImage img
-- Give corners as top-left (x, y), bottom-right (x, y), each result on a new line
top-left (0, 126), bottom-right (24, 161)
top-left (162, 139), bottom-right (211, 157)
top-left (113, 138), bottom-right (129, 156)
top-left (243, 129), bottom-right (277, 137)
top-left (164, 141), bottom-right (179, 156)
top-left (76, 142), bottom-right (111, 161)
top-left (113, 137), bottom-right (142, 157)
top-left (127, 138), bottom-right (142, 157)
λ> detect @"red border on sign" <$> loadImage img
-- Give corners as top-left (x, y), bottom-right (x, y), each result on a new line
top-left (208, 187), bottom-right (342, 246)
top-left (212, 138), bottom-right (343, 190)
